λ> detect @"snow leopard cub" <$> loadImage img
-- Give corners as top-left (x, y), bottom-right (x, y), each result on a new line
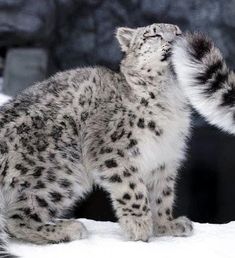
top-left (0, 23), bottom-right (192, 257)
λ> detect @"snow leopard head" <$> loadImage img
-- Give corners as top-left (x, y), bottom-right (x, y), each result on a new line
top-left (116, 23), bottom-right (181, 83)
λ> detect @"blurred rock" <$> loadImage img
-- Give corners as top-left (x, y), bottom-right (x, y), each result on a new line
top-left (0, 0), bottom-right (24, 8)
top-left (141, 0), bottom-right (171, 18)
top-left (53, 0), bottom-right (235, 70)
top-left (221, 0), bottom-right (235, 27)
top-left (0, 56), bottom-right (3, 76)
top-left (1, 0), bottom-right (235, 73)
top-left (0, 0), bottom-right (79, 47)
top-left (0, 0), bottom-right (56, 46)
top-left (3, 48), bottom-right (48, 96)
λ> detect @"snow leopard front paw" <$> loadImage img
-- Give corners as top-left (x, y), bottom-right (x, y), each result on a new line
top-left (119, 214), bottom-right (153, 242)
top-left (155, 216), bottom-right (193, 237)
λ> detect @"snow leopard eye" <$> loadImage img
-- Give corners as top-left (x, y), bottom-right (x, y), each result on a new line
top-left (153, 34), bottom-right (162, 38)
top-left (176, 33), bottom-right (182, 36)
top-left (144, 34), bottom-right (163, 40)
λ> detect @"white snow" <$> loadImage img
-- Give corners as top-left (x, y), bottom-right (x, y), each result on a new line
top-left (8, 219), bottom-right (235, 258)
top-left (0, 93), bottom-right (235, 258)
top-left (0, 92), bottom-right (11, 105)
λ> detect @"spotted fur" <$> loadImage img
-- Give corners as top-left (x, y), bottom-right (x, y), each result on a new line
top-left (172, 32), bottom-right (235, 134)
top-left (0, 23), bottom-right (193, 257)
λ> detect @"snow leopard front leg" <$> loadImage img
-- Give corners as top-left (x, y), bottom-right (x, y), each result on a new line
top-left (148, 164), bottom-right (193, 237)
top-left (93, 151), bottom-right (153, 241)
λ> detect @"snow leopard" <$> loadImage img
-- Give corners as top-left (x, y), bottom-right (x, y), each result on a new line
top-left (172, 32), bottom-right (235, 135)
top-left (0, 23), bottom-right (193, 257)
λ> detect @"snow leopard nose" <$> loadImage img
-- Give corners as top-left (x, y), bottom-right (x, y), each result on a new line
top-left (164, 33), bottom-right (178, 44)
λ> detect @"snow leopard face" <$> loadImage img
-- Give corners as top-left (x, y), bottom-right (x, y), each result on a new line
top-left (116, 23), bottom-right (181, 81)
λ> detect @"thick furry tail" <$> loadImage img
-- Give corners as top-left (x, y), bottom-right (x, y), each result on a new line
top-left (0, 191), bottom-right (18, 258)
top-left (0, 242), bottom-right (17, 258)
top-left (172, 32), bottom-right (235, 134)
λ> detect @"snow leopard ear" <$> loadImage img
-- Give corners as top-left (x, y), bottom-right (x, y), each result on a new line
top-left (116, 27), bottom-right (135, 52)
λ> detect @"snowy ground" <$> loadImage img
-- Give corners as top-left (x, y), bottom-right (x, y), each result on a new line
top-left (0, 93), bottom-right (235, 258)
top-left (9, 219), bottom-right (235, 258)
top-left (0, 92), bottom-right (11, 105)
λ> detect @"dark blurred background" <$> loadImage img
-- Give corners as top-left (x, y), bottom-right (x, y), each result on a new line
top-left (0, 0), bottom-right (235, 224)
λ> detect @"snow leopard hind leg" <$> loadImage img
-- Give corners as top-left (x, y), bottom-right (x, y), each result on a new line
top-left (4, 157), bottom-right (92, 245)
top-left (7, 217), bottom-right (88, 245)
top-left (0, 189), bottom-right (18, 258)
